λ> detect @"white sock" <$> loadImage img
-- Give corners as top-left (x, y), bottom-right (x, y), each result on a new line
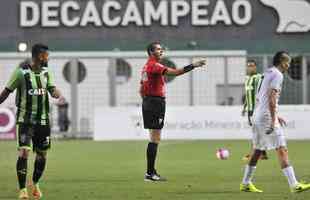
top-left (282, 166), bottom-right (298, 188)
top-left (242, 165), bottom-right (256, 185)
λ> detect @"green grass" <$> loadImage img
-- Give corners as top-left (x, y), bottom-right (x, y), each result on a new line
top-left (0, 140), bottom-right (310, 200)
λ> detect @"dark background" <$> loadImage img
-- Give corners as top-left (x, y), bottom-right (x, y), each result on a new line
top-left (0, 0), bottom-right (309, 53)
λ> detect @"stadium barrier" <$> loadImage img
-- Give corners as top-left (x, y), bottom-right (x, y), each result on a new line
top-left (1, 51), bottom-right (309, 138)
top-left (0, 50), bottom-right (247, 136)
top-left (94, 105), bottom-right (310, 140)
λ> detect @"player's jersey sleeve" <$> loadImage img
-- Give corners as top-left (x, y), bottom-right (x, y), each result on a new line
top-left (270, 73), bottom-right (283, 91)
top-left (150, 63), bottom-right (168, 75)
top-left (47, 68), bottom-right (56, 93)
top-left (5, 67), bottom-right (23, 92)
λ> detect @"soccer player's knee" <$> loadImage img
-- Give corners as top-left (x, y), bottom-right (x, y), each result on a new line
top-left (155, 137), bottom-right (161, 144)
top-left (19, 149), bottom-right (30, 158)
top-left (249, 157), bottom-right (258, 166)
top-left (277, 147), bottom-right (288, 157)
top-left (254, 150), bottom-right (261, 158)
top-left (248, 150), bottom-right (260, 165)
top-left (36, 151), bottom-right (47, 160)
top-left (150, 136), bottom-right (160, 144)
top-left (149, 129), bottom-right (161, 143)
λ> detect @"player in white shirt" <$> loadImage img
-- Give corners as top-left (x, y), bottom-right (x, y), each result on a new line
top-left (240, 51), bottom-right (310, 193)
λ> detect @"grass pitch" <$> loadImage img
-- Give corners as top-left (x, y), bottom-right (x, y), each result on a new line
top-left (0, 140), bottom-right (310, 200)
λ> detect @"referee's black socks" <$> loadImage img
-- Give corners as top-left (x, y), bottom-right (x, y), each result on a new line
top-left (16, 157), bottom-right (28, 189)
top-left (146, 142), bottom-right (158, 174)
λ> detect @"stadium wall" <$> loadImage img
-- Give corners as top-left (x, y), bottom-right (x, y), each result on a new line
top-left (0, 50), bottom-right (246, 135)
top-left (94, 106), bottom-right (310, 140)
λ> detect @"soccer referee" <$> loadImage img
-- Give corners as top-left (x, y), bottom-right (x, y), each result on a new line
top-left (0, 44), bottom-right (63, 199)
top-left (242, 60), bottom-right (268, 161)
top-left (140, 42), bottom-right (206, 181)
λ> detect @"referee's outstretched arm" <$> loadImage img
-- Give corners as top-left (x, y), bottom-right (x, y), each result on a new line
top-left (164, 60), bottom-right (207, 76)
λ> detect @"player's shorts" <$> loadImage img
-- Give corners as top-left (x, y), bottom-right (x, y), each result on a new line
top-left (16, 123), bottom-right (51, 152)
top-left (252, 122), bottom-right (287, 151)
top-left (142, 96), bottom-right (166, 130)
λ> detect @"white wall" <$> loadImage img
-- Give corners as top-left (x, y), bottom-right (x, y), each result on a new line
top-left (94, 105), bottom-right (310, 140)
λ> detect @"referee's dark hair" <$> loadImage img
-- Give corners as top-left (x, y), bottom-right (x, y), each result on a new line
top-left (273, 51), bottom-right (289, 66)
top-left (247, 59), bottom-right (257, 66)
top-left (147, 41), bottom-right (161, 56)
top-left (32, 43), bottom-right (49, 58)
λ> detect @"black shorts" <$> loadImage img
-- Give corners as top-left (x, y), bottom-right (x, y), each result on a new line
top-left (142, 96), bottom-right (166, 129)
top-left (16, 123), bottom-right (51, 152)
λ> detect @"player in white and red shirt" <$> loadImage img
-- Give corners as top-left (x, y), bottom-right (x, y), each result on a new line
top-left (240, 51), bottom-right (310, 193)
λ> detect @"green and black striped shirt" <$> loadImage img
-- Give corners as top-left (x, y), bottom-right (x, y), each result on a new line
top-left (5, 64), bottom-right (55, 125)
top-left (244, 73), bottom-right (263, 113)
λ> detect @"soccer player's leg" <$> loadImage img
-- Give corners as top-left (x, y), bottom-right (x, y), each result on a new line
top-left (31, 124), bottom-right (51, 199)
top-left (242, 141), bottom-right (252, 162)
top-left (242, 147), bottom-right (268, 161)
top-left (240, 124), bottom-right (263, 193)
top-left (16, 123), bottom-right (32, 199)
top-left (260, 150), bottom-right (268, 160)
top-left (240, 149), bottom-right (263, 193)
top-left (276, 145), bottom-right (310, 193)
top-left (242, 114), bottom-right (253, 161)
top-left (242, 153), bottom-right (251, 162)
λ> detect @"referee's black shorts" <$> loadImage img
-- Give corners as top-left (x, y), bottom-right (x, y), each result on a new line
top-left (142, 96), bottom-right (166, 130)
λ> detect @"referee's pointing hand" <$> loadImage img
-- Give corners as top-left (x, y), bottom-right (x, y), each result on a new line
top-left (193, 59), bottom-right (207, 68)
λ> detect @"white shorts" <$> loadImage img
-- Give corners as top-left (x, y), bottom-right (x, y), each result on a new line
top-left (252, 123), bottom-right (287, 150)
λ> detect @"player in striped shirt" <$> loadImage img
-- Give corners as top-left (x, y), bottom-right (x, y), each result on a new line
top-left (242, 60), bottom-right (268, 161)
top-left (0, 44), bottom-right (63, 199)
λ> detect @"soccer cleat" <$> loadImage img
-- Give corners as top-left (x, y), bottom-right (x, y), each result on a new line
top-left (32, 184), bottom-right (43, 199)
top-left (291, 182), bottom-right (310, 193)
top-left (18, 188), bottom-right (29, 199)
top-left (144, 172), bottom-right (167, 182)
top-left (240, 183), bottom-right (263, 193)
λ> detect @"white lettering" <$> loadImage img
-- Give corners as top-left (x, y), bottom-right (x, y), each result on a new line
top-left (144, 0), bottom-right (168, 26)
top-left (28, 89), bottom-right (47, 96)
top-left (232, 0), bottom-right (252, 25)
top-left (192, 0), bottom-right (210, 26)
top-left (80, 1), bottom-right (102, 26)
top-left (210, 0), bottom-right (232, 25)
top-left (121, 1), bottom-right (143, 26)
top-left (42, 1), bottom-right (60, 27)
top-left (61, 1), bottom-right (80, 27)
top-left (171, 0), bottom-right (190, 26)
top-left (102, 0), bottom-right (121, 27)
top-left (18, 0), bottom-right (254, 28)
top-left (20, 1), bottom-right (40, 27)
